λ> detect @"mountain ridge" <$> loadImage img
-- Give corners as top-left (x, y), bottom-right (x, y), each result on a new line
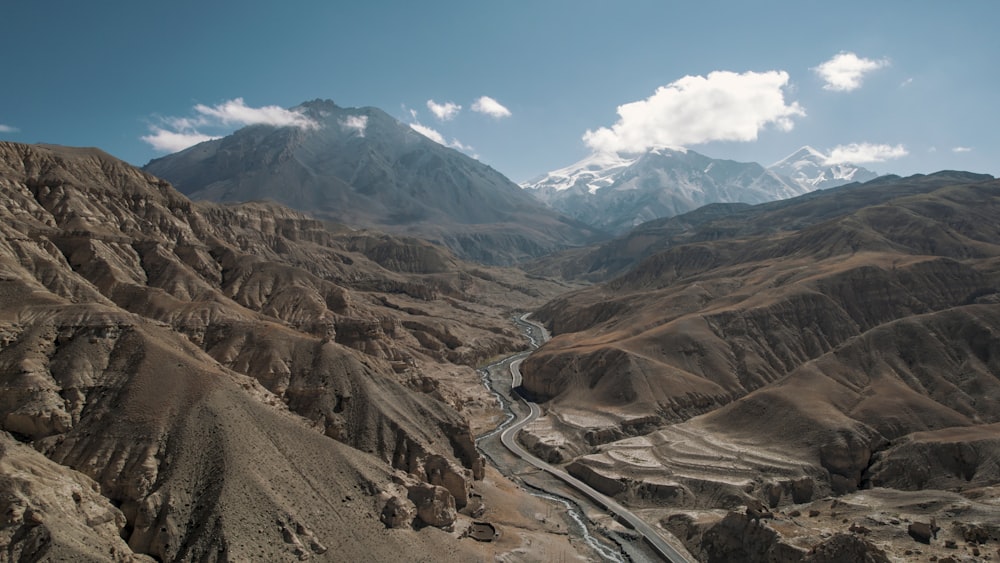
top-left (144, 100), bottom-right (604, 265)
top-left (523, 147), bottom-right (811, 233)
top-left (525, 170), bottom-right (993, 282)
top-left (522, 145), bottom-right (884, 234)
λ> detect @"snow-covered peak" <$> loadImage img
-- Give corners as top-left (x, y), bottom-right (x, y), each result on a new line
top-left (522, 147), bottom-right (811, 234)
top-left (647, 146), bottom-right (688, 157)
top-left (522, 151), bottom-right (637, 194)
top-left (769, 146), bottom-right (878, 191)
top-left (770, 145), bottom-right (826, 169)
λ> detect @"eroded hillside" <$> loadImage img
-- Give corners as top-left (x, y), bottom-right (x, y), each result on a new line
top-left (520, 173), bottom-right (1000, 559)
top-left (0, 142), bottom-right (585, 561)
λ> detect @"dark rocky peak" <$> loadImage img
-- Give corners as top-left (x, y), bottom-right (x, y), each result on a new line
top-left (294, 98), bottom-right (340, 116)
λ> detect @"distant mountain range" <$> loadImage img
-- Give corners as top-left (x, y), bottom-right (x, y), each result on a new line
top-left (521, 146), bottom-right (879, 233)
top-left (144, 99), bottom-right (602, 265)
top-left (143, 98), bottom-right (882, 256)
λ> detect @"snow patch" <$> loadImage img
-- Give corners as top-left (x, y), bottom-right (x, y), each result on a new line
top-left (769, 145), bottom-right (878, 191)
top-left (522, 151), bottom-right (638, 194)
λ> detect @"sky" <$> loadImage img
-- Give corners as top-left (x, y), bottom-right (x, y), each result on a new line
top-left (2, 0), bottom-right (998, 183)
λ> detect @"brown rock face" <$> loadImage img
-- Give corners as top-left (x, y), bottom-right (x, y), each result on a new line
top-left (379, 494), bottom-right (417, 529)
top-left (0, 432), bottom-right (149, 562)
top-left (907, 521), bottom-right (936, 544)
top-left (804, 534), bottom-right (891, 563)
top-left (866, 424), bottom-right (1000, 490)
top-left (407, 483), bottom-right (457, 528)
top-left (701, 512), bottom-right (806, 563)
top-left (565, 461), bottom-right (627, 497)
top-left (424, 455), bottom-right (471, 509)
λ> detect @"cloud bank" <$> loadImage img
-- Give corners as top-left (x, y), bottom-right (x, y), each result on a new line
top-left (0, 124), bottom-right (18, 133)
top-left (824, 142), bottom-right (908, 164)
top-left (426, 100), bottom-right (461, 121)
top-left (583, 70), bottom-right (804, 154)
top-left (814, 52), bottom-right (889, 92)
top-left (340, 115), bottom-right (368, 136)
top-left (952, 146), bottom-right (973, 153)
top-left (471, 96), bottom-right (511, 119)
top-left (142, 98), bottom-right (319, 153)
top-left (193, 98), bottom-right (318, 129)
top-left (409, 122), bottom-right (447, 145)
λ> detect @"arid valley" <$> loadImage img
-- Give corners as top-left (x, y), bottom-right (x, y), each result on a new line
top-left (2, 134), bottom-right (999, 562)
top-left (3, 4), bottom-right (1000, 561)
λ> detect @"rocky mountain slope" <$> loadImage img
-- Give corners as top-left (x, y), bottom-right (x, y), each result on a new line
top-left (522, 148), bottom-right (810, 233)
top-left (0, 142), bottom-right (584, 561)
top-left (144, 100), bottom-right (602, 265)
top-left (517, 171), bottom-right (1000, 558)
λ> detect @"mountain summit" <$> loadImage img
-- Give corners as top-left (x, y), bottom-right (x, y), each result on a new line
top-left (768, 145), bottom-right (879, 190)
top-left (144, 99), bottom-right (601, 264)
top-left (522, 148), bottom-right (807, 233)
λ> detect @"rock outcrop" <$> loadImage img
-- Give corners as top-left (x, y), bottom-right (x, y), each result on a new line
top-left (700, 511), bottom-right (806, 563)
top-left (804, 533), bottom-right (890, 563)
top-left (407, 483), bottom-right (457, 528)
top-left (667, 510), bottom-right (893, 563)
top-left (0, 431), bottom-right (150, 562)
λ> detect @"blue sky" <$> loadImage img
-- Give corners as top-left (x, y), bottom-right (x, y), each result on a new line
top-left (2, 1), bottom-right (998, 182)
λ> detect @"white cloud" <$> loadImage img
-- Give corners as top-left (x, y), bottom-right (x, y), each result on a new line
top-left (192, 98), bottom-right (318, 129)
top-left (427, 99), bottom-right (461, 121)
top-left (449, 138), bottom-right (476, 154)
top-left (409, 122), bottom-right (447, 145)
top-left (813, 52), bottom-right (889, 92)
top-left (0, 124), bottom-right (18, 133)
top-left (340, 115), bottom-right (368, 136)
top-left (952, 146), bottom-right (973, 153)
top-left (824, 143), bottom-right (908, 164)
top-left (408, 122), bottom-right (475, 155)
top-left (141, 127), bottom-right (220, 153)
top-left (583, 70), bottom-right (804, 154)
top-left (142, 97), bottom-right (320, 153)
top-left (471, 96), bottom-right (512, 119)
top-left (900, 77), bottom-right (914, 87)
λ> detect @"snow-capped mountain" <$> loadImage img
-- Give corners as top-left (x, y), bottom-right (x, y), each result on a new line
top-left (769, 145), bottom-right (879, 191)
top-left (524, 151), bottom-right (637, 195)
top-left (522, 148), bottom-right (808, 233)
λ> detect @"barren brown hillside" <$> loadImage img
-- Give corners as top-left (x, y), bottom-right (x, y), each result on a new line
top-left (0, 142), bottom-right (585, 561)
top-left (520, 173), bottom-right (1000, 559)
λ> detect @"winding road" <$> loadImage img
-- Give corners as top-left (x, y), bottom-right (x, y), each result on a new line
top-left (499, 316), bottom-right (695, 563)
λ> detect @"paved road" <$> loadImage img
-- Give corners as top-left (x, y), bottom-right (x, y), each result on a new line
top-left (500, 318), bottom-right (695, 563)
